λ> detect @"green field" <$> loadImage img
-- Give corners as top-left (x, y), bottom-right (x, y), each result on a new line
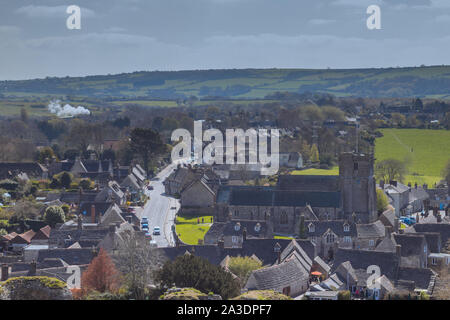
top-left (375, 129), bottom-right (450, 186)
top-left (175, 214), bottom-right (213, 245)
top-left (3, 65), bottom-right (450, 99)
top-left (291, 166), bottom-right (339, 176)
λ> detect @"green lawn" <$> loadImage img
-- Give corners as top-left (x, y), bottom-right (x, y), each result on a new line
top-left (291, 166), bottom-right (339, 176)
top-left (375, 129), bottom-right (450, 186)
top-left (175, 214), bottom-right (213, 245)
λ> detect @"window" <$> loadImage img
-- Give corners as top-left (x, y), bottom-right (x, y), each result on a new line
top-left (308, 223), bottom-right (315, 233)
top-left (232, 236), bottom-right (239, 243)
top-left (280, 212), bottom-right (288, 225)
top-left (234, 210), bottom-right (239, 217)
top-left (344, 224), bottom-right (350, 232)
top-left (311, 236), bottom-right (316, 243)
top-left (432, 258), bottom-right (437, 265)
top-left (354, 163), bottom-right (358, 171)
top-left (369, 240), bottom-right (375, 247)
top-left (344, 236), bottom-right (352, 243)
top-left (424, 245), bottom-right (427, 254)
top-left (326, 233), bottom-right (335, 244)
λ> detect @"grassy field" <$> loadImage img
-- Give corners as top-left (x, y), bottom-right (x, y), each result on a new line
top-left (375, 129), bottom-right (450, 186)
top-left (175, 214), bottom-right (213, 245)
top-left (4, 66), bottom-right (450, 99)
top-left (291, 166), bottom-right (339, 176)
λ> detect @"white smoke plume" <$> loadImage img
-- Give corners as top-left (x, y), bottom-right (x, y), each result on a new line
top-left (47, 100), bottom-right (91, 117)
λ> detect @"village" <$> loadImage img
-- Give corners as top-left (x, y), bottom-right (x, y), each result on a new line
top-left (0, 127), bottom-right (448, 300)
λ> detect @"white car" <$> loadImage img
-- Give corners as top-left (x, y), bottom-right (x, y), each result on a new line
top-left (153, 226), bottom-right (161, 235)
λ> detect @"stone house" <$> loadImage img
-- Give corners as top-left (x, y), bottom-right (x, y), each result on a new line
top-left (204, 220), bottom-right (272, 248)
top-left (279, 152), bottom-right (303, 169)
top-left (355, 220), bottom-right (386, 250)
top-left (393, 233), bottom-right (429, 269)
top-left (305, 220), bottom-right (357, 260)
top-left (244, 257), bottom-right (309, 297)
top-left (180, 177), bottom-right (216, 209)
top-left (0, 162), bottom-right (48, 180)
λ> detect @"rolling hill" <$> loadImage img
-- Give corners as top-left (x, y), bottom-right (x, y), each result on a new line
top-left (2, 66), bottom-right (450, 99)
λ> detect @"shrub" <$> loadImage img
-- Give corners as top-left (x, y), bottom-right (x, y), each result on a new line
top-left (43, 205), bottom-right (65, 227)
top-left (338, 290), bottom-right (351, 300)
top-left (227, 256), bottom-right (262, 286)
top-left (0, 180), bottom-right (19, 191)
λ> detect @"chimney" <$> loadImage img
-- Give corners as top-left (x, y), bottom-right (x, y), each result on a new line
top-left (274, 242), bottom-right (281, 264)
top-left (394, 218), bottom-right (399, 232)
top-left (91, 205), bottom-right (96, 223)
top-left (414, 182), bottom-right (417, 189)
top-left (385, 226), bottom-right (392, 239)
top-left (77, 214), bottom-right (83, 231)
top-left (109, 223), bottom-right (116, 235)
top-left (28, 261), bottom-right (37, 276)
top-left (423, 184), bottom-right (428, 190)
top-left (395, 244), bottom-right (402, 258)
top-left (242, 227), bottom-right (247, 241)
top-left (218, 239), bottom-right (224, 250)
top-left (1, 264), bottom-right (9, 281)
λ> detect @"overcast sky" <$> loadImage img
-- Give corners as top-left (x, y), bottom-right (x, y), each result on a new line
top-left (1, 0), bottom-right (450, 80)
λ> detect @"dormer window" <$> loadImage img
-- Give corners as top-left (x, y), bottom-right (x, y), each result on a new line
top-left (326, 233), bottom-right (335, 244)
top-left (308, 223), bottom-right (315, 233)
top-left (254, 223), bottom-right (261, 233)
top-left (344, 224), bottom-right (350, 232)
top-left (234, 222), bottom-right (241, 231)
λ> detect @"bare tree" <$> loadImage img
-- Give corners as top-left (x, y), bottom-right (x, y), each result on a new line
top-left (114, 231), bottom-right (162, 300)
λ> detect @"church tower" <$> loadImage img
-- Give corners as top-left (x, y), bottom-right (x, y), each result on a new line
top-left (339, 152), bottom-right (377, 223)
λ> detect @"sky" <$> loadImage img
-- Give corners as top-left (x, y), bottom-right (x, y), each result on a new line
top-left (1, 0), bottom-right (450, 80)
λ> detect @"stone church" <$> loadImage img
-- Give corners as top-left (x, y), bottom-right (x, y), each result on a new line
top-left (215, 152), bottom-right (377, 234)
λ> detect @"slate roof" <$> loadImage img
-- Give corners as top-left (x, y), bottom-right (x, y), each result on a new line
top-left (224, 185), bottom-right (341, 208)
top-left (244, 258), bottom-right (309, 291)
top-left (277, 175), bottom-right (339, 192)
top-left (379, 207), bottom-right (396, 228)
top-left (159, 239), bottom-right (299, 266)
top-left (356, 220), bottom-right (386, 239)
top-left (79, 202), bottom-right (113, 217)
top-left (307, 220), bottom-right (356, 237)
top-left (37, 248), bottom-right (96, 266)
top-left (48, 227), bottom-right (110, 247)
top-left (222, 221), bottom-right (270, 239)
top-left (332, 248), bottom-right (399, 280)
top-left (0, 162), bottom-right (47, 179)
top-left (375, 237), bottom-right (397, 253)
top-left (393, 234), bottom-right (426, 257)
top-left (397, 267), bottom-right (435, 290)
top-left (409, 187), bottom-right (429, 202)
top-left (413, 223), bottom-right (450, 245)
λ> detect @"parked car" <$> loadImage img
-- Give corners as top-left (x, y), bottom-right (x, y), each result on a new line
top-left (147, 185), bottom-right (154, 190)
top-left (149, 240), bottom-right (157, 248)
top-left (145, 232), bottom-right (152, 239)
top-left (142, 225), bottom-right (149, 231)
top-left (153, 226), bottom-right (161, 235)
top-left (141, 217), bottom-right (148, 224)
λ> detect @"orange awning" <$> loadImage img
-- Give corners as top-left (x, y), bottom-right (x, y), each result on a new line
top-left (311, 271), bottom-right (322, 276)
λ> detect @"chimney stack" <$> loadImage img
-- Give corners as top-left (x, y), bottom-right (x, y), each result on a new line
top-left (109, 223), bottom-right (116, 235)
top-left (77, 214), bottom-right (83, 231)
top-left (28, 261), bottom-right (37, 276)
top-left (1, 264), bottom-right (9, 281)
top-left (385, 226), bottom-right (392, 239)
top-left (91, 205), bottom-right (96, 224)
top-left (218, 239), bottom-right (224, 250)
top-left (242, 227), bottom-right (247, 241)
top-left (394, 218), bottom-right (399, 232)
top-left (395, 244), bottom-right (402, 258)
top-left (274, 242), bottom-right (281, 264)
